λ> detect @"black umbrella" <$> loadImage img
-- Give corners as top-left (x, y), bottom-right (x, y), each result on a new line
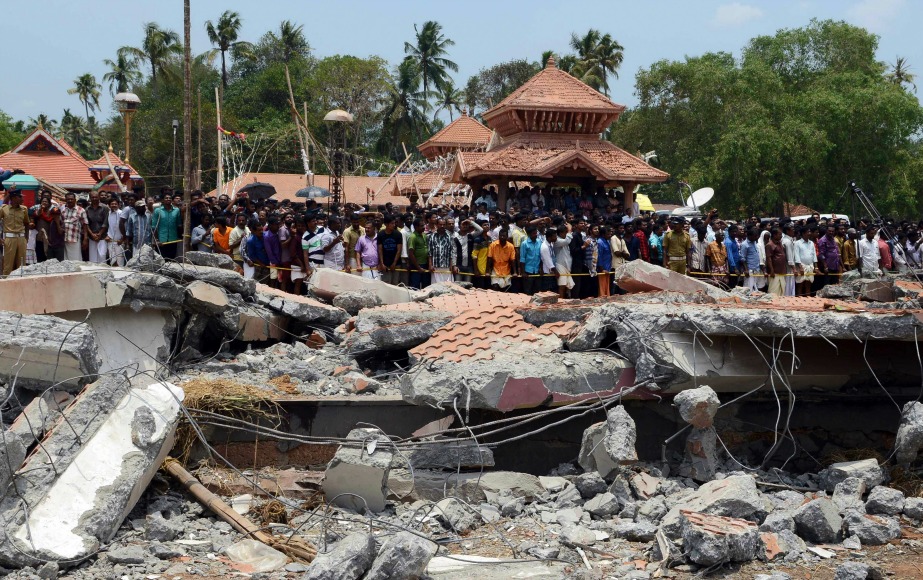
top-left (295, 185), bottom-right (331, 199)
top-left (237, 181), bottom-right (276, 201)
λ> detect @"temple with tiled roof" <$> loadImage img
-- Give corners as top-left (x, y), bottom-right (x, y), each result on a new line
top-left (452, 56), bottom-right (669, 210)
top-left (391, 111), bottom-right (492, 199)
top-left (0, 128), bottom-right (143, 196)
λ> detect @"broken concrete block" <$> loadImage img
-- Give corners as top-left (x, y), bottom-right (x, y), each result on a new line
top-left (761, 530), bottom-right (805, 561)
top-left (182, 250), bottom-right (235, 270)
top-left (865, 486), bottom-right (904, 516)
top-left (434, 497), bottom-right (481, 533)
top-left (894, 401), bottom-right (923, 465)
top-left (184, 280), bottom-right (230, 315)
top-left (577, 422), bottom-right (618, 479)
top-left (310, 267), bottom-right (421, 304)
top-left (819, 459), bottom-right (885, 492)
top-left (660, 475), bottom-right (770, 539)
top-left (614, 259), bottom-right (729, 299)
top-left (604, 405), bottom-right (638, 463)
top-left (339, 308), bottom-right (454, 353)
top-left (585, 492), bottom-right (620, 517)
top-left (611, 521), bottom-right (658, 541)
top-left (161, 261), bottom-right (256, 297)
top-left (126, 244), bottom-right (164, 271)
top-left (365, 531), bottom-right (437, 580)
top-left (833, 477), bottom-right (868, 513)
top-left (680, 510), bottom-right (761, 566)
top-left (834, 562), bottom-right (884, 580)
top-left (0, 376), bottom-right (184, 568)
top-left (630, 471), bottom-right (662, 500)
top-left (858, 280), bottom-right (894, 302)
top-left (405, 440), bottom-right (494, 470)
top-left (560, 523), bottom-right (596, 546)
top-left (575, 472), bottom-right (607, 499)
top-left (903, 497), bottom-right (923, 520)
top-left (793, 498), bottom-right (842, 544)
top-left (680, 427), bottom-right (718, 483)
top-left (332, 290), bottom-right (382, 315)
top-left (759, 511), bottom-right (796, 534)
top-left (387, 469), bottom-right (541, 504)
top-left (303, 532), bottom-right (376, 580)
top-left (323, 428), bottom-right (394, 513)
top-left (674, 385), bottom-right (720, 428)
top-left (0, 435), bottom-right (26, 492)
top-left (0, 312), bottom-right (100, 391)
top-left (817, 284), bottom-right (854, 300)
top-left (843, 511), bottom-right (901, 545)
top-left (256, 283), bottom-right (348, 326)
top-left (6, 390), bottom-right (75, 449)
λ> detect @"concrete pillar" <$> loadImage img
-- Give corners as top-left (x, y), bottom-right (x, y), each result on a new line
top-left (498, 181), bottom-right (509, 211)
top-left (622, 182), bottom-right (637, 217)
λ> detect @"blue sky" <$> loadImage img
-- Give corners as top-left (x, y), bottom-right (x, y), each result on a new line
top-left (0, 0), bottom-right (919, 124)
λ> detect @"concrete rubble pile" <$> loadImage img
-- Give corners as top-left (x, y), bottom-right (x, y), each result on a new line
top-left (0, 257), bottom-right (921, 577)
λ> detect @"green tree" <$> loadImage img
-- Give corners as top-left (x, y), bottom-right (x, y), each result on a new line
top-left (276, 20), bottom-right (310, 64)
top-left (205, 10), bottom-right (254, 90)
top-left (0, 109), bottom-right (24, 152)
top-left (59, 109), bottom-right (92, 155)
top-left (403, 21), bottom-right (458, 98)
top-left (887, 57), bottom-right (917, 93)
top-left (67, 73), bottom-right (101, 121)
top-left (464, 59), bottom-right (540, 113)
top-left (27, 113), bottom-right (57, 134)
top-left (614, 19), bottom-right (923, 217)
top-left (119, 22), bottom-right (183, 84)
top-left (595, 33), bottom-right (625, 95)
top-left (434, 82), bottom-right (463, 121)
top-left (103, 53), bottom-right (143, 96)
top-left (378, 59), bottom-right (431, 160)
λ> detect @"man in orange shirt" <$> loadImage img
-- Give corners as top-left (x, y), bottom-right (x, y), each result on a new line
top-left (487, 227), bottom-right (517, 290)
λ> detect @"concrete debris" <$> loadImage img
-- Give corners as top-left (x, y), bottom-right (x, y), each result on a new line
top-left (679, 427), bottom-right (719, 482)
top-left (660, 475), bottom-right (770, 539)
top-left (761, 529), bottom-right (805, 561)
top-left (578, 421), bottom-right (618, 479)
top-left (834, 562), bottom-right (884, 580)
top-left (332, 290), bottom-right (383, 315)
top-left (365, 531), bottom-right (437, 580)
top-left (894, 401), bottom-right (923, 464)
top-left (338, 307), bottom-right (454, 353)
top-left (793, 498), bottom-right (843, 544)
top-left (405, 440), bottom-right (494, 470)
top-left (614, 260), bottom-right (729, 299)
top-left (674, 385), bottom-right (720, 428)
top-left (584, 491), bottom-right (620, 517)
top-left (603, 405), bottom-right (638, 463)
top-left (0, 435), bottom-right (26, 492)
top-left (832, 477), bottom-right (868, 513)
top-left (302, 532), bottom-right (376, 580)
top-left (323, 428), bottom-right (395, 513)
top-left (819, 459), bottom-right (886, 492)
top-left (865, 485), bottom-right (904, 515)
top-left (0, 311), bottom-right (100, 391)
top-left (843, 511), bottom-right (901, 545)
top-left (310, 267), bottom-right (420, 304)
top-left (161, 261), bottom-right (257, 297)
top-left (0, 375), bottom-right (184, 567)
top-left (184, 279), bottom-right (230, 315)
top-left (434, 498), bottom-right (481, 533)
top-left (256, 283), bottom-right (349, 326)
top-left (574, 471), bottom-right (607, 499)
top-left (182, 250), bottom-right (235, 270)
top-left (680, 510), bottom-right (761, 566)
top-left (903, 497), bottom-right (923, 520)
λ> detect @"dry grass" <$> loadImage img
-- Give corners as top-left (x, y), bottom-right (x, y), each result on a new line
top-left (821, 447), bottom-right (923, 498)
top-left (175, 378), bottom-right (283, 465)
top-left (821, 448), bottom-right (886, 466)
top-left (267, 374), bottom-right (300, 395)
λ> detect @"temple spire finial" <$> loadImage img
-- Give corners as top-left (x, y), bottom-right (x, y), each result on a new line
top-left (546, 55), bottom-right (556, 69)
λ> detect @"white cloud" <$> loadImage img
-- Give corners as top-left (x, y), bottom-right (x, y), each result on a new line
top-left (847, 0), bottom-right (905, 32)
top-left (713, 3), bottom-right (764, 27)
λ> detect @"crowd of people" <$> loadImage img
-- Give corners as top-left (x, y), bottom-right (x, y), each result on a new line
top-left (1, 183), bottom-right (921, 300)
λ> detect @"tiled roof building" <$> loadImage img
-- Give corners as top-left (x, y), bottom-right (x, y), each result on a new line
top-left (453, 57), bottom-right (669, 210)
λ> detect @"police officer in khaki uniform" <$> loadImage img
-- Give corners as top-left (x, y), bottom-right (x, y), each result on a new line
top-left (0, 189), bottom-right (29, 275)
top-left (662, 216), bottom-right (692, 275)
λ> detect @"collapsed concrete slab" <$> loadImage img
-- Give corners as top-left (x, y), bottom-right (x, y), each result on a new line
top-left (614, 260), bottom-right (729, 299)
top-left (402, 306), bottom-right (635, 411)
top-left (323, 428), bottom-right (395, 513)
top-left (310, 267), bottom-right (421, 304)
top-left (0, 312), bottom-right (100, 391)
top-left (255, 283), bottom-right (348, 327)
top-left (161, 261), bottom-right (257, 297)
top-left (0, 375), bottom-right (184, 567)
top-left (405, 439), bottom-right (494, 469)
top-left (181, 250), bottom-right (235, 270)
top-left (337, 304), bottom-right (454, 354)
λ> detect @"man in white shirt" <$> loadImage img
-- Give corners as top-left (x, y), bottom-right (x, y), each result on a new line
top-left (539, 228), bottom-right (558, 292)
top-left (858, 226), bottom-right (882, 276)
top-left (782, 222), bottom-right (797, 296)
top-left (794, 227), bottom-right (817, 297)
top-left (320, 216), bottom-right (345, 270)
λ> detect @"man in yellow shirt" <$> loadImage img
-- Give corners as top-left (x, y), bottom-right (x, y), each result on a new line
top-left (1, 189), bottom-right (30, 275)
top-left (342, 213), bottom-right (365, 274)
top-left (487, 227), bottom-right (517, 290)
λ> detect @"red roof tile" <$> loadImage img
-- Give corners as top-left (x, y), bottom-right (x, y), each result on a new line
top-left (418, 112), bottom-right (492, 159)
top-left (392, 169), bottom-right (452, 196)
top-left (454, 137), bottom-right (669, 184)
top-left (207, 172), bottom-right (409, 207)
top-left (427, 289), bottom-right (531, 315)
top-left (484, 58), bottom-right (625, 118)
top-left (0, 129), bottom-right (96, 189)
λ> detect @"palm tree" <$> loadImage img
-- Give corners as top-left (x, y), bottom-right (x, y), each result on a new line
top-left (434, 83), bottom-right (464, 121)
top-left (102, 53), bottom-right (143, 96)
top-left (27, 113), bottom-right (57, 134)
top-left (67, 73), bottom-right (102, 120)
top-left (887, 57), bottom-right (918, 93)
top-left (278, 20), bottom-right (309, 63)
top-left (205, 10), bottom-right (254, 89)
top-left (594, 34), bottom-right (624, 95)
top-left (59, 109), bottom-right (91, 153)
top-left (379, 59), bottom-right (431, 160)
top-left (403, 21), bottom-right (458, 99)
top-left (119, 22), bottom-right (182, 84)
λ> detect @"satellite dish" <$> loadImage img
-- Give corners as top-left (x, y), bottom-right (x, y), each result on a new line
top-left (685, 187), bottom-right (715, 208)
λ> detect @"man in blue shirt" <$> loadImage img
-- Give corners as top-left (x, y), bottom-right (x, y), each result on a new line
top-left (724, 224), bottom-right (742, 287)
top-left (739, 227), bottom-right (763, 291)
top-left (152, 193), bottom-right (181, 260)
top-left (519, 225), bottom-right (543, 295)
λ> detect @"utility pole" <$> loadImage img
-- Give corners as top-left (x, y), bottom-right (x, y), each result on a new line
top-left (182, 0), bottom-right (193, 252)
top-left (196, 87), bottom-right (202, 190)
